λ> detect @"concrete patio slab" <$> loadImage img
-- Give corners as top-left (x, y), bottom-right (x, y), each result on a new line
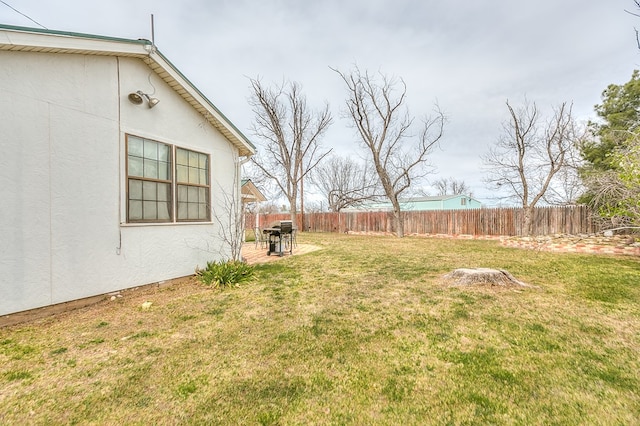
top-left (241, 242), bottom-right (321, 264)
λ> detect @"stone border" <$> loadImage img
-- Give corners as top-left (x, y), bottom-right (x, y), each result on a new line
top-left (500, 235), bottom-right (640, 256)
top-left (348, 231), bottom-right (639, 256)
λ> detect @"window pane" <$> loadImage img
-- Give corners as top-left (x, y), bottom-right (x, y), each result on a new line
top-left (176, 148), bottom-right (188, 166)
top-left (158, 201), bottom-right (171, 220)
top-left (177, 165), bottom-right (188, 183)
top-left (188, 151), bottom-right (198, 167)
top-left (156, 161), bottom-right (168, 180)
top-left (143, 181), bottom-right (157, 201)
top-left (177, 202), bottom-right (188, 220)
top-left (199, 153), bottom-right (208, 169)
top-left (158, 144), bottom-right (170, 162)
top-left (128, 157), bottom-right (143, 177)
top-left (189, 167), bottom-right (199, 184)
top-left (129, 200), bottom-right (142, 220)
top-left (198, 187), bottom-right (206, 202)
top-left (198, 203), bottom-right (208, 220)
top-left (188, 186), bottom-right (199, 201)
top-left (157, 182), bottom-right (170, 201)
top-left (143, 201), bottom-right (157, 220)
top-left (177, 185), bottom-right (188, 202)
top-left (144, 159), bottom-right (158, 179)
top-left (144, 140), bottom-right (158, 160)
top-left (188, 202), bottom-right (198, 219)
top-left (129, 179), bottom-right (142, 200)
top-left (128, 137), bottom-right (143, 157)
top-left (199, 169), bottom-right (207, 185)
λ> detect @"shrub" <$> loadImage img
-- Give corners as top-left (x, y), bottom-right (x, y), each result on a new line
top-left (195, 260), bottom-right (254, 288)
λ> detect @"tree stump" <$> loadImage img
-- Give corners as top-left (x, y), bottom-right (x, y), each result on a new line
top-left (443, 268), bottom-right (533, 287)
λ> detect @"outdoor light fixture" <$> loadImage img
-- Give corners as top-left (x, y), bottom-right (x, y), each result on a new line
top-left (147, 96), bottom-right (160, 108)
top-left (128, 90), bottom-right (159, 108)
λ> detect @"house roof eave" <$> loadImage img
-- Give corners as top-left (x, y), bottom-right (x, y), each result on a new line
top-left (241, 179), bottom-right (267, 203)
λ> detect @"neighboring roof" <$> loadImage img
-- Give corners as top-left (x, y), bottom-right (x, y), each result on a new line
top-left (241, 179), bottom-right (267, 203)
top-left (398, 195), bottom-right (475, 203)
top-left (360, 195), bottom-right (481, 205)
top-left (343, 194), bottom-right (483, 212)
top-left (0, 24), bottom-right (255, 157)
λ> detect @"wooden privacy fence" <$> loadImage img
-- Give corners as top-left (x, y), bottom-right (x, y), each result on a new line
top-left (246, 206), bottom-right (599, 237)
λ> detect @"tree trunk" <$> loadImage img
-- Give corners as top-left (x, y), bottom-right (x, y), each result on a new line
top-left (288, 188), bottom-right (298, 229)
top-left (300, 170), bottom-right (305, 232)
top-left (391, 198), bottom-right (404, 238)
top-left (523, 206), bottom-right (533, 236)
top-left (393, 209), bottom-right (404, 238)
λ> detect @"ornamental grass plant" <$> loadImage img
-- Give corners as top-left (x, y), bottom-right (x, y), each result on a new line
top-left (195, 260), bottom-right (254, 288)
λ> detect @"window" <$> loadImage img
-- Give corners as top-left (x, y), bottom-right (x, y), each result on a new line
top-left (126, 135), bottom-right (210, 223)
top-left (461, 198), bottom-right (467, 206)
top-left (176, 148), bottom-right (210, 221)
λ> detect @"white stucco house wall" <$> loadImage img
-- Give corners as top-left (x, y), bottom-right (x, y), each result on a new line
top-left (0, 24), bottom-right (255, 317)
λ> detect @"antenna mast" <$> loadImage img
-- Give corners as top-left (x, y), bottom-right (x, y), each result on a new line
top-left (150, 14), bottom-right (156, 50)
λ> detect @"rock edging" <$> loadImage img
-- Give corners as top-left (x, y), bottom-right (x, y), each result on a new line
top-left (500, 235), bottom-right (640, 256)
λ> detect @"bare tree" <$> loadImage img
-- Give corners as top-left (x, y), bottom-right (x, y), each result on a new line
top-left (432, 177), bottom-right (471, 196)
top-left (483, 100), bottom-right (580, 235)
top-left (208, 159), bottom-right (248, 262)
top-left (249, 78), bottom-right (332, 229)
top-left (625, 1), bottom-right (640, 48)
top-left (333, 66), bottom-right (446, 237)
top-left (211, 181), bottom-right (245, 262)
top-left (312, 154), bottom-right (381, 211)
top-left (585, 171), bottom-right (637, 228)
top-left (542, 150), bottom-right (584, 205)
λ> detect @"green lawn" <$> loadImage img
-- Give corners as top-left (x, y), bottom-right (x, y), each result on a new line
top-left (1, 233), bottom-right (639, 425)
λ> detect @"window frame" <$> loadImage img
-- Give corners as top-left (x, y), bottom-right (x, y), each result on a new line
top-left (125, 134), bottom-right (211, 224)
top-left (175, 147), bottom-right (211, 222)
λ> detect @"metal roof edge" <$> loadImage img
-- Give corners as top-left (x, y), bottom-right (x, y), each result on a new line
top-left (400, 195), bottom-right (481, 203)
top-left (0, 23), bottom-right (150, 46)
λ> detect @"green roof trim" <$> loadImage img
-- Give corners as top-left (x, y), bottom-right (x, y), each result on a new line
top-left (0, 23), bottom-right (152, 46)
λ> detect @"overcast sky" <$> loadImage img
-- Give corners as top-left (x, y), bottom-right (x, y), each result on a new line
top-left (2, 0), bottom-right (638, 205)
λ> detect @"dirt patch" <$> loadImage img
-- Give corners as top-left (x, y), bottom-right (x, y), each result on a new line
top-left (0, 276), bottom-right (200, 328)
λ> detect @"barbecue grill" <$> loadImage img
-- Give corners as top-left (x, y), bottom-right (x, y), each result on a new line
top-left (264, 220), bottom-right (294, 256)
